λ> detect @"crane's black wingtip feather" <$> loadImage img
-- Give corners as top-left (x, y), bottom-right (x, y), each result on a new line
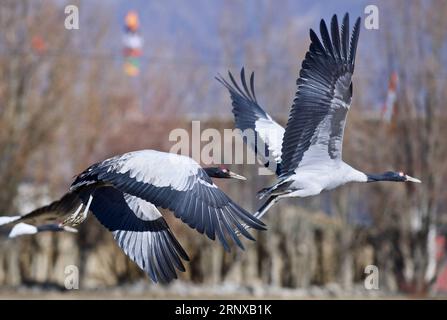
top-left (319, 19), bottom-right (327, 33)
top-left (215, 73), bottom-right (223, 81)
top-left (258, 223), bottom-right (267, 231)
top-left (243, 231), bottom-right (256, 242)
top-left (215, 72), bottom-right (228, 84)
top-left (182, 253), bottom-right (191, 262)
top-left (354, 16), bottom-right (361, 34)
top-left (168, 230), bottom-right (190, 261)
top-left (248, 212), bottom-right (267, 229)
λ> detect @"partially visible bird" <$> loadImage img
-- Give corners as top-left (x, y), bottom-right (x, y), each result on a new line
top-left (0, 149), bottom-right (265, 283)
top-left (7, 222), bottom-right (77, 238)
top-left (218, 13), bottom-right (421, 220)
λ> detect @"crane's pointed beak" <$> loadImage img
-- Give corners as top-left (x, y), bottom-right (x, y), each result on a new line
top-left (61, 225), bottom-right (79, 233)
top-left (405, 175), bottom-right (421, 183)
top-left (228, 171), bottom-right (247, 180)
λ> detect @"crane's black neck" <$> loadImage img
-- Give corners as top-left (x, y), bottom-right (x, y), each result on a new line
top-left (366, 171), bottom-right (405, 183)
top-left (204, 167), bottom-right (228, 179)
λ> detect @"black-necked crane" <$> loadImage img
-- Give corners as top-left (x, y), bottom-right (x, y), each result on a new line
top-left (0, 149), bottom-right (265, 283)
top-left (217, 13), bottom-right (421, 220)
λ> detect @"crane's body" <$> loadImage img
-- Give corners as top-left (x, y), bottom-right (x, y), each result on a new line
top-left (218, 13), bottom-right (421, 220)
top-left (264, 162), bottom-right (366, 199)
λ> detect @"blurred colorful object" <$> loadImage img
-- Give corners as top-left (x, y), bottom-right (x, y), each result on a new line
top-left (125, 10), bottom-right (139, 32)
top-left (123, 11), bottom-right (143, 76)
top-left (123, 58), bottom-right (140, 77)
top-left (381, 71), bottom-right (398, 123)
top-left (31, 35), bottom-right (46, 54)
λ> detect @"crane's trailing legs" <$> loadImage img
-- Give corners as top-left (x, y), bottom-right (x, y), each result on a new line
top-left (62, 194), bottom-right (93, 226)
top-left (253, 195), bottom-right (279, 220)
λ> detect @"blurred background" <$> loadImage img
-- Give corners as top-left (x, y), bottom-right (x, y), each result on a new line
top-left (0, 0), bottom-right (446, 299)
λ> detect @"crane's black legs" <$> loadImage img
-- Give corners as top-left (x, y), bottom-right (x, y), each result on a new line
top-left (257, 178), bottom-right (294, 200)
top-left (254, 195), bottom-right (279, 220)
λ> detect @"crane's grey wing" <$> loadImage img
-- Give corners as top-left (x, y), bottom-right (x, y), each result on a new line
top-left (71, 150), bottom-right (266, 252)
top-left (280, 14), bottom-right (361, 177)
top-left (90, 187), bottom-right (189, 283)
top-left (217, 68), bottom-right (284, 175)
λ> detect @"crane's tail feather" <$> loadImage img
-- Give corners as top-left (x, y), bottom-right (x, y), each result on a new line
top-left (0, 216), bottom-right (21, 227)
top-left (8, 223), bottom-right (38, 238)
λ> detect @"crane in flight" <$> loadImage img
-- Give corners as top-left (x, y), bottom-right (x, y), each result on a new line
top-left (0, 149), bottom-right (265, 283)
top-left (218, 13), bottom-right (421, 220)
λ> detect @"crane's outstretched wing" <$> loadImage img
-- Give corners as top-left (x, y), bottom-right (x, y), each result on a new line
top-left (71, 150), bottom-right (266, 251)
top-left (280, 13), bottom-right (361, 177)
top-left (0, 185), bottom-right (189, 283)
top-left (217, 68), bottom-right (284, 175)
top-left (90, 187), bottom-right (189, 283)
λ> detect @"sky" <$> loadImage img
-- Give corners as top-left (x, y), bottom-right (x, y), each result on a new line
top-left (81, 0), bottom-right (375, 63)
top-left (75, 0), bottom-right (397, 116)
top-left (113, 0), bottom-right (370, 57)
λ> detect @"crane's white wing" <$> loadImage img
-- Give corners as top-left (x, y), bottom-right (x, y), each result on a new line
top-left (280, 14), bottom-right (361, 177)
top-left (90, 187), bottom-right (189, 283)
top-left (71, 150), bottom-right (266, 251)
top-left (217, 68), bottom-right (284, 175)
top-left (0, 185), bottom-right (188, 283)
